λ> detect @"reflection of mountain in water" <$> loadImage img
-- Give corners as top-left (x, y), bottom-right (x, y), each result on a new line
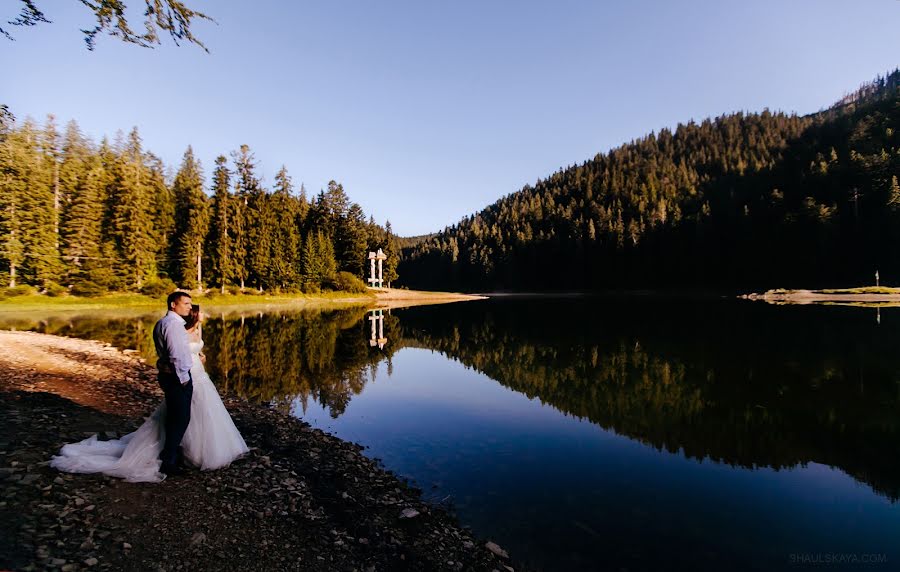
top-left (7, 299), bottom-right (898, 500)
top-left (392, 299), bottom-right (900, 501)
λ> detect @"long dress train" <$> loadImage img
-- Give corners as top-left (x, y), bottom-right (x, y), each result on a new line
top-left (51, 338), bottom-right (248, 482)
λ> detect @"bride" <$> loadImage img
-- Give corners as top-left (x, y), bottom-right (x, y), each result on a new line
top-left (51, 305), bottom-right (249, 482)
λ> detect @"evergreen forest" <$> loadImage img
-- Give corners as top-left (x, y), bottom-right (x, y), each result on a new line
top-left (3, 70), bottom-right (899, 296)
top-left (399, 70), bottom-right (900, 292)
top-left (0, 110), bottom-right (399, 296)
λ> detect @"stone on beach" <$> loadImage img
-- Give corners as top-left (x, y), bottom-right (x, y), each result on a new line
top-left (0, 329), bottom-right (511, 571)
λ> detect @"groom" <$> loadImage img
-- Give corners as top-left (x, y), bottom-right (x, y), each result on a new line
top-left (153, 291), bottom-right (194, 476)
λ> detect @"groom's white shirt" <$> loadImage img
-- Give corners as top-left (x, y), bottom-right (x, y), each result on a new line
top-left (153, 310), bottom-right (192, 384)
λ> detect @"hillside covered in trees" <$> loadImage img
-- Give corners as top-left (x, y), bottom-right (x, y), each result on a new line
top-left (399, 70), bottom-right (900, 292)
top-left (0, 110), bottom-right (399, 295)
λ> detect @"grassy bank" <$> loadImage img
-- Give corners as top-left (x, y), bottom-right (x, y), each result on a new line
top-left (817, 286), bottom-right (900, 295)
top-left (0, 291), bottom-right (376, 312)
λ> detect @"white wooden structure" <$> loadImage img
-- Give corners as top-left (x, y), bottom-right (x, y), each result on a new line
top-left (368, 309), bottom-right (387, 349)
top-left (368, 249), bottom-right (388, 288)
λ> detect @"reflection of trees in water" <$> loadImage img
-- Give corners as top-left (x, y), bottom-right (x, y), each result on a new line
top-left (394, 300), bottom-right (900, 501)
top-left (203, 308), bottom-right (400, 417)
top-left (0, 308), bottom-right (399, 419)
top-left (7, 301), bottom-right (899, 499)
top-left (1, 313), bottom-right (161, 362)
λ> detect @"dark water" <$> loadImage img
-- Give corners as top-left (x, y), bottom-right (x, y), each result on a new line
top-left (3, 297), bottom-right (899, 571)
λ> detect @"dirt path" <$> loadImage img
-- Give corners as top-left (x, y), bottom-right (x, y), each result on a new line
top-left (0, 331), bottom-right (514, 572)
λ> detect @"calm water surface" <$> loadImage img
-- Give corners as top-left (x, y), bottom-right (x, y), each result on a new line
top-left (3, 297), bottom-right (898, 571)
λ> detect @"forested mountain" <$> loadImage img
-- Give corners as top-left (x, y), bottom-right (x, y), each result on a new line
top-left (399, 70), bottom-right (900, 291)
top-left (0, 113), bottom-right (400, 294)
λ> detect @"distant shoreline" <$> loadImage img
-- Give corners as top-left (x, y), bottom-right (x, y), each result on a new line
top-left (0, 288), bottom-right (485, 313)
top-left (741, 287), bottom-right (900, 306)
top-left (369, 287), bottom-right (487, 309)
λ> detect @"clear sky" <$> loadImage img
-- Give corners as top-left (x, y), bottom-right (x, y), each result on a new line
top-left (5, 0), bottom-right (899, 236)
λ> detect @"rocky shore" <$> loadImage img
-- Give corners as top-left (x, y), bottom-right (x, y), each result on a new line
top-left (0, 330), bottom-right (515, 572)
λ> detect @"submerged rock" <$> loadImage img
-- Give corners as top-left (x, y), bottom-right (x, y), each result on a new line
top-left (485, 541), bottom-right (509, 559)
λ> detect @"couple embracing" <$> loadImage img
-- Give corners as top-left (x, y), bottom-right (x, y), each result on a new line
top-left (51, 291), bottom-right (249, 482)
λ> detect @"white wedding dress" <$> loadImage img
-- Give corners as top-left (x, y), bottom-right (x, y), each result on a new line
top-left (51, 337), bottom-right (249, 482)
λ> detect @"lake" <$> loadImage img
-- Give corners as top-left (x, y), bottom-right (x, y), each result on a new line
top-left (3, 296), bottom-right (898, 571)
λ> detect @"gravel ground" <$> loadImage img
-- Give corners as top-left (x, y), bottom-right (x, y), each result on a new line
top-left (0, 330), bottom-right (516, 572)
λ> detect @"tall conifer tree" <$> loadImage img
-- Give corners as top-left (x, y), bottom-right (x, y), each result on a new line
top-left (302, 230), bottom-right (336, 287)
top-left (208, 155), bottom-right (232, 293)
top-left (0, 123), bottom-right (27, 287)
top-left (13, 119), bottom-right (58, 287)
top-left (62, 153), bottom-right (105, 284)
top-left (40, 115), bottom-right (64, 268)
top-left (230, 145), bottom-right (261, 290)
top-left (171, 146), bottom-right (209, 288)
top-left (381, 220), bottom-right (399, 285)
top-left (109, 127), bottom-right (157, 288)
top-left (146, 153), bottom-right (175, 279)
top-left (270, 166), bottom-right (301, 289)
top-left (337, 202), bottom-right (367, 276)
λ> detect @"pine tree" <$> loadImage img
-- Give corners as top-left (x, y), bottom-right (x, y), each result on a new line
top-left (235, 147), bottom-right (273, 290)
top-left (302, 230), bottom-right (336, 287)
top-left (269, 166), bottom-right (302, 289)
top-left (0, 105), bottom-right (13, 139)
top-left (208, 155), bottom-right (232, 293)
top-left (40, 115), bottom-right (64, 271)
top-left (59, 120), bottom-right (91, 281)
top-left (231, 145), bottom-right (261, 290)
top-left (308, 180), bottom-right (349, 242)
top-left (93, 136), bottom-right (121, 288)
top-left (146, 153), bottom-right (175, 280)
top-left (62, 153), bottom-right (105, 285)
top-left (230, 181), bottom-right (247, 290)
top-left (249, 193), bottom-right (274, 290)
top-left (381, 220), bottom-right (399, 285)
top-left (13, 119), bottom-right (58, 287)
top-left (297, 182), bottom-right (310, 225)
top-left (108, 127), bottom-right (157, 289)
top-left (0, 124), bottom-right (27, 287)
top-left (336, 202), bottom-right (367, 276)
top-left (171, 146), bottom-right (209, 289)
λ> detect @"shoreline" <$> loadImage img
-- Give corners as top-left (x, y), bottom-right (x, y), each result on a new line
top-left (368, 288), bottom-right (488, 309)
top-left (0, 288), bottom-right (486, 314)
top-left (0, 330), bottom-right (514, 571)
top-left (741, 288), bottom-right (900, 306)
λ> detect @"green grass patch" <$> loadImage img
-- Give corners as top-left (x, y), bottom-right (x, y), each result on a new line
top-left (0, 290), bottom-right (376, 312)
top-left (818, 286), bottom-right (900, 295)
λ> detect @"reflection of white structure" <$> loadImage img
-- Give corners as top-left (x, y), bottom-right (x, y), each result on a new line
top-left (368, 309), bottom-right (388, 349)
top-left (367, 249), bottom-right (387, 288)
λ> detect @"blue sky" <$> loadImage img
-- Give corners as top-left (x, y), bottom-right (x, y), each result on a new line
top-left (5, 0), bottom-right (899, 236)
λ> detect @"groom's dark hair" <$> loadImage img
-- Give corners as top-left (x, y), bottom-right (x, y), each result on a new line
top-left (167, 291), bottom-right (191, 309)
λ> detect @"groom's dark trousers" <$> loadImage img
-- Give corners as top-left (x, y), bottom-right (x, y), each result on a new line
top-left (158, 371), bottom-right (192, 469)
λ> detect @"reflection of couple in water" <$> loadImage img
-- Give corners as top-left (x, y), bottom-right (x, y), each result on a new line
top-left (52, 291), bottom-right (248, 482)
